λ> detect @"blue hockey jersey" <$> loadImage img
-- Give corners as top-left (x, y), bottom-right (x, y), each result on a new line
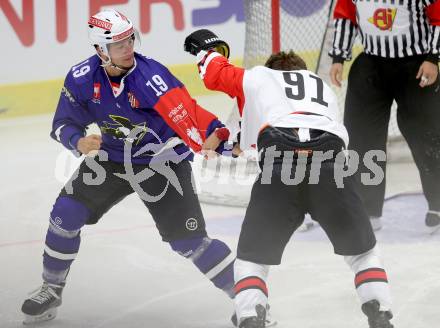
top-left (51, 53), bottom-right (223, 164)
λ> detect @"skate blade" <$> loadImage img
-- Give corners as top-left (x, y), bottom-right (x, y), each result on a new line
top-left (370, 218), bottom-right (383, 232)
top-left (23, 308), bottom-right (57, 325)
top-left (266, 319), bottom-right (278, 327)
top-left (428, 224), bottom-right (440, 235)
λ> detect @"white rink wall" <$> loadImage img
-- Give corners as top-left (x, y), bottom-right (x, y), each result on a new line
top-left (0, 0), bottom-right (333, 119)
top-left (2, 0), bottom-right (248, 84)
top-left (1, 0), bottom-right (334, 84)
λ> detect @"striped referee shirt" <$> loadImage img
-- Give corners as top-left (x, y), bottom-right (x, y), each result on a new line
top-left (329, 0), bottom-right (440, 63)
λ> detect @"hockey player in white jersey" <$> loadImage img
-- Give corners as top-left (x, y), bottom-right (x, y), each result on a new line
top-left (184, 29), bottom-right (395, 328)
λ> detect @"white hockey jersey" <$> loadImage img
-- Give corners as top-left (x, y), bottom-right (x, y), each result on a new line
top-left (197, 51), bottom-right (349, 150)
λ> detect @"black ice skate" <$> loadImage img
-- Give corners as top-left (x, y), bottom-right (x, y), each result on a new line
top-left (362, 300), bottom-right (394, 328)
top-left (21, 282), bottom-right (64, 325)
top-left (425, 210), bottom-right (440, 234)
top-left (237, 304), bottom-right (267, 328)
top-left (231, 304), bottom-right (276, 327)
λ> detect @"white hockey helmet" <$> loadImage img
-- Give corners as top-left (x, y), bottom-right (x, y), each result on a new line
top-left (88, 9), bottom-right (139, 65)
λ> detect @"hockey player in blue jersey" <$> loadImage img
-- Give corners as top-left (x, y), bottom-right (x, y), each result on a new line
top-left (20, 9), bottom-right (237, 325)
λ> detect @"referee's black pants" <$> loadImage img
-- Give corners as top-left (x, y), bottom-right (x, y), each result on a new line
top-left (344, 53), bottom-right (440, 217)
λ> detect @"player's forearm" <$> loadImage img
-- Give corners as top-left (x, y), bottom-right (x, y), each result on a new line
top-left (206, 118), bottom-right (224, 137)
top-left (173, 85), bottom-right (221, 140)
top-left (427, 21), bottom-right (440, 64)
top-left (153, 85), bottom-right (221, 152)
top-left (426, 29), bottom-right (440, 64)
top-left (329, 18), bottom-right (358, 63)
top-left (426, 0), bottom-right (440, 64)
top-left (197, 51), bottom-right (245, 98)
top-left (205, 119), bottom-right (232, 155)
top-left (50, 122), bottom-right (86, 156)
top-left (329, 0), bottom-right (358, 62)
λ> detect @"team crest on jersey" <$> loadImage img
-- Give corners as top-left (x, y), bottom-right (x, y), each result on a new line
top-left (93, 83), bottom-right (101, 104)
top-left (127, 91), bottom-right (140, 108)
top-left (101, 115), bottom-right (147, 145)
top-left (110, 82), bottom-right (120, 96)
top-left (368, 8), bottom-right (397, 31)
top-left (187, 127), bottom-right (203, 145)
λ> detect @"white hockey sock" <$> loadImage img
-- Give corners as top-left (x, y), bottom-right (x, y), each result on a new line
top-left (345, 245), bottom-right (392, 311)
top-left (234, 259), bottom-right (269, 322)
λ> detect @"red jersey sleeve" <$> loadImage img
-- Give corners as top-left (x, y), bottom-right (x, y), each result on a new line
top-left (153, 85), bottom-right (219, 152)
top-left (198, 51), bottom-right (246, 115)
top-left (426, 0), bottom-right (440, 62)
top-left (333, 0), bottom-right (357, 26)
top-left (426, 0), bottom-right (440, 26)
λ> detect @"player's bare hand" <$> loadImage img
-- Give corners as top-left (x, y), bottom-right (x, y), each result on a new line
top-left (201, 132), bottom-right (222, 159)
top-left (416, 61), bottom-right (439, 88)
top-left (330, 63), bottom-right (343, 88)
top-left (232, 144), bottom-right (243, 157)
top-left (77, 134), bottom-right (102, 156)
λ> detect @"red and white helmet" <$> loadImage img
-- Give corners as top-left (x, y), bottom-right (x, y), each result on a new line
top-left (88, 9), bottom-right (139, 65)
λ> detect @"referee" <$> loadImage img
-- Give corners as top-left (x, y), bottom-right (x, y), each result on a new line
top-left (329, 0), bottom-right (440, 232)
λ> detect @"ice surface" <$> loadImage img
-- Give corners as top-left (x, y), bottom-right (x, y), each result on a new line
top-left (1, 115), bottom-right (438, 328)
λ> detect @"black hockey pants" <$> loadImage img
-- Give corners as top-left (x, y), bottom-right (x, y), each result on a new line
top-left (344, 53), bottom-right (440, 217)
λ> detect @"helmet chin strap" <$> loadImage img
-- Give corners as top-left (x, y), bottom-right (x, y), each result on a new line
top-left (97, 48), bottom-right (132, 74)
top-left (109, 62), bottom-right (130, 72)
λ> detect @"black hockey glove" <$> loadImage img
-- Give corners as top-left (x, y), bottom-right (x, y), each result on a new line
top-left (184, 29), bottom-right (230, 58)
